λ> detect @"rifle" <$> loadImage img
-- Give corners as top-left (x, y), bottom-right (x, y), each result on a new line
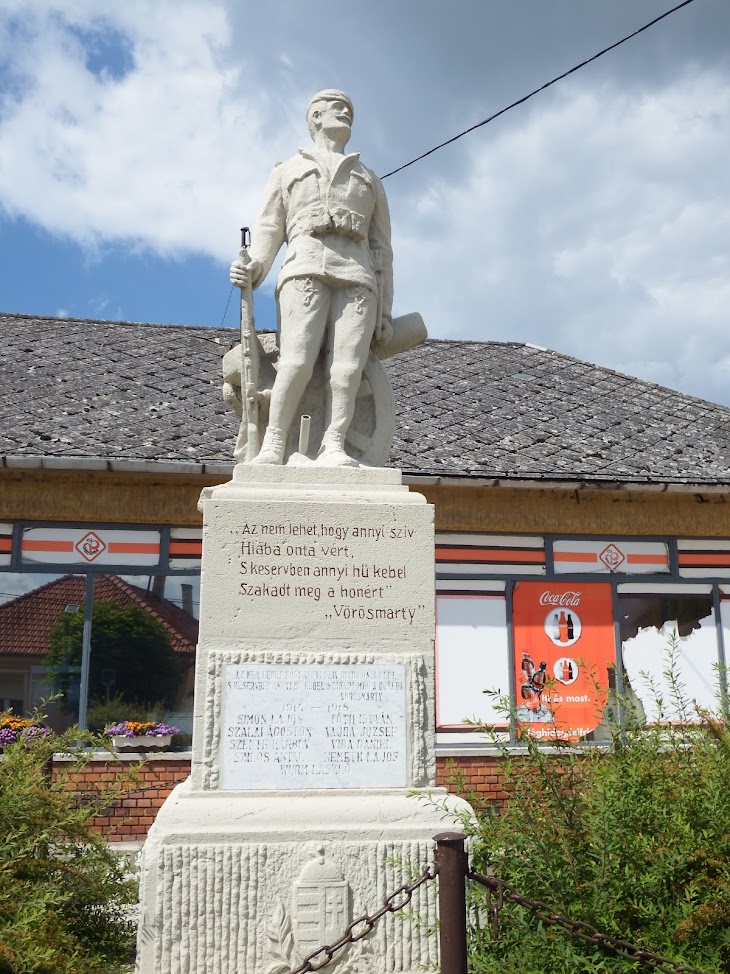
top-left (233, 226), bottom-right (260, 462)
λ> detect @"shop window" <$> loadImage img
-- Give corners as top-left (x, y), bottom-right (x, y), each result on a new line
top-left (435, 592), bottom-right (510, 728)
top-left (0, 568), bottom-right (198, 738)
top-left (0, 572), bottom-right (82, 729)
top-left (617, 586), bottom-right (719, 723)
top-left (82, 573), bottom-right (198, 735)
top-left (119, 573), bottom-right (198, 726)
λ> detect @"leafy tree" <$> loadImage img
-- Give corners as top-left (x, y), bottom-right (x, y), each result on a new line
top-left (0, 715), bottom-right (139, 973)
top-left (48, 601), bottom-right (180, 710)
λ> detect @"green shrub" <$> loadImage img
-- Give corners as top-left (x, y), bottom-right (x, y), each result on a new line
top-left (462, 639), bottom-right (730, 974)
top-left (0, 713), bottom-right (140, 973)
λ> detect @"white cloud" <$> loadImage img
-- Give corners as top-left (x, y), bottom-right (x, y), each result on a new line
top-left (390, 72), bottom-right (730, 403)
top-left (0, 1), bottom-right (295, 261)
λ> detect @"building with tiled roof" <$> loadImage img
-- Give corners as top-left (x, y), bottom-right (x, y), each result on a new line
top-left (1, 310), bottom-right (730, 761)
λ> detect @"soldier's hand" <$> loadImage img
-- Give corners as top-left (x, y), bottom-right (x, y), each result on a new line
top-left (229, 258), bottom-right (264, 290)
top-left (374, 315), bottom-right (394, 346)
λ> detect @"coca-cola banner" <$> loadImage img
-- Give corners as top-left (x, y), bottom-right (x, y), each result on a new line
top-left (512, 581), bottom-right (615, 741)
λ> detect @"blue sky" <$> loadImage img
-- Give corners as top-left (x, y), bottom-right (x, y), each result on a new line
top-left (0, 217), bottom-right (278, 331)
top-left (1, 0), bottom-right (729, 402)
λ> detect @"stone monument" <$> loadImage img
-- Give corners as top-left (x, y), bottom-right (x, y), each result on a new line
top-left (135, 89), bottom-right (471, 974)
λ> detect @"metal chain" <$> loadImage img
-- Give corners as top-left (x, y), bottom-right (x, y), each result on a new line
top-left (287, 865), bottom-right (437, 974)
top-left (468, 869), bottom-right (709, 974)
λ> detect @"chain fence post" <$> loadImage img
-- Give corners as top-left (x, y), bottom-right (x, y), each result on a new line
top-left (434, 831), bottom-right (468, 974)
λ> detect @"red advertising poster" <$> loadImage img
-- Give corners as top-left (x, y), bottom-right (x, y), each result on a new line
top-left (512, 581), bottom-right (615, 741)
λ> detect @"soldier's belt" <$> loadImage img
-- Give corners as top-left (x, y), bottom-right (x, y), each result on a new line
top-left (289, 205), bottom-right (368, 242)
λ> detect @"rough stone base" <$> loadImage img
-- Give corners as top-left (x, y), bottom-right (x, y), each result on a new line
top-left (136, 779), bottom-right (471, 974)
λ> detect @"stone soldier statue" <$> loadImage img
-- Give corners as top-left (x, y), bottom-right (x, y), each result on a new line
top-left (229, 89), bottom-right (396, 467)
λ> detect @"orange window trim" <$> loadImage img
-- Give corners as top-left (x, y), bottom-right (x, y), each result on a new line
top-left (22, 539), bottom-right (74, 552)
top-left (678, 552), bottom-right (730, 566)
top-left (436, 548), bottom-right (544, 563)
top-left (107, 543), bottom-right (160, 554)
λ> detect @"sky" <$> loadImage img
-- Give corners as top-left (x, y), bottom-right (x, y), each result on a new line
top-left (1, 0), bottom-right (729, 403)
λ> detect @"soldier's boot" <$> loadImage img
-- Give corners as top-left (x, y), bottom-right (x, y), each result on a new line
top-left (251, 426), bottom-right (286, 465)
top-left (315, 432), bottom-right (359, 468)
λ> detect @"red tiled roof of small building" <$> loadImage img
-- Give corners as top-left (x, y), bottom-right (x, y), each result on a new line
top-left (0, 574), bottom-right (198, 658)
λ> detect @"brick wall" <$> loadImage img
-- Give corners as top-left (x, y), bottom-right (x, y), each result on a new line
top-left (435, 754), bottom-right (514, 812)
top-left (51, 752), bottom-right (518, 841)
top-left (53, 753), bottom-right (191, 842)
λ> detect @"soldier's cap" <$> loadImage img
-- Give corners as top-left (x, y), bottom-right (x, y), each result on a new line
top-left (307, 89), bottom-right (354, 123)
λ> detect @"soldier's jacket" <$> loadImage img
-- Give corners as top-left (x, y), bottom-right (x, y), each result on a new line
top-left (248, 148), bottom-right (394, 320)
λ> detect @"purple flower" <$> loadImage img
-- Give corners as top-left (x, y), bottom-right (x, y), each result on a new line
top-left (0, 724), bottom-right (50, 747)
top-left (22, 725), bottom-right (50, 742)
top-left (145, 723), bottom-right (180, 737)
top-left (105, 720), bottom-right (180, 737)
top-left (105, 722), bottom-right (132, 737)
top-left (0, 727), bottom-right (17, 746)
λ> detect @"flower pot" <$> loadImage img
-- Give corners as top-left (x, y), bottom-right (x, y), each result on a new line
top-left (111, 734), bottom-right (172, 753)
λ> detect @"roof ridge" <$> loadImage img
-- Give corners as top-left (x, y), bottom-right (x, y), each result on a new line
top-left (0, 310), bottom-right (217, 331)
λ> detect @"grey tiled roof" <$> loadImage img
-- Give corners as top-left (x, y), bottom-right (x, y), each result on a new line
top-left (3, 311), bottom-right (730, 486)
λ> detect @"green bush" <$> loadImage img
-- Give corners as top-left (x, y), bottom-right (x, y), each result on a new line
top-left (0, 714), bottom-right (140, 973)
top-left (462, 640), bottom-right (730, 974)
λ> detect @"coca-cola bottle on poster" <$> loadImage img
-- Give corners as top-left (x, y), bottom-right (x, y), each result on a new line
top-left (532, 662), bottom-right (547, 690)
top-left (552, 614), bottom-right (560, 641)
top-left (562, 659), bottom-right (570, 683)
top-left (559, 611), bottom-right (569, 643)
top-left (567, 613), bottom-right (574, 640)
top-left (521, 652), bottom-right (535, 680)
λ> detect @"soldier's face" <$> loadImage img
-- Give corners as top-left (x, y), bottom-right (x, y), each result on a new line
top-left (316, 99), bottom-right (352, 137)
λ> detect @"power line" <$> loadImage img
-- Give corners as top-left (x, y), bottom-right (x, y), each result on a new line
top-left (380, 0), bottom-right (698, 180)
top-left (219, 284), bottom-right (234, 328)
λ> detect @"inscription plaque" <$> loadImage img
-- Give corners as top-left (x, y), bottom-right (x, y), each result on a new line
top-left (220, 663), bottom-right (407, 790)
top-left (200, 499), bottom-right (432, 642)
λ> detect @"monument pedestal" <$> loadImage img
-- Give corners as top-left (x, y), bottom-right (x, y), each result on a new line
top-left (136, 467), bottom-right (471, 974)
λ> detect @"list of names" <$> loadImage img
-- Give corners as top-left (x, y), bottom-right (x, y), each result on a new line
top-left (219, 663), bottom-right (407, 790)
